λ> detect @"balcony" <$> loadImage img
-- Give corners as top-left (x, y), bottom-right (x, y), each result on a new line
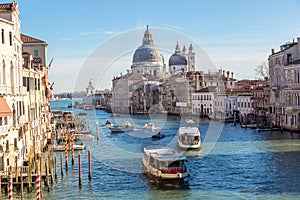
top-left (271, 86), bottom-right (280, 91)
top-left (0, 125), bottom-right (9, 136)
top-left (0, 85), bottom-right (12, 95)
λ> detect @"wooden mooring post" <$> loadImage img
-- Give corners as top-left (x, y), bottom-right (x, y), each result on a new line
top-left (88, 147), bottom-right (92, 180)
top-left (78, 153), bottom-right (82, 188)
top-left (60, 153), bottom-right (64, 178)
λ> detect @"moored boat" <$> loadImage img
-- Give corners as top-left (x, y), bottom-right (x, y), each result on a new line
top-left (178, 127), bottom-right (201, 149)
top-left (52, 144), bottom-right (86, 151)
top-left (185, 118), bottom-right (196, 124)
top-left (152, 132), bottom-right (164, 140)
top-left (142, 146), bottom-right (189, 180)
top-left (74, 133), bottom-right (94, 141)
top-left (144, 122), bottom-right (155, 131)
top-left (241, 123), bottom-right (257, 128)
top-left (110, 121), bottom-right (134, 133)
top-left (256, 127), bottom-right (280, 132)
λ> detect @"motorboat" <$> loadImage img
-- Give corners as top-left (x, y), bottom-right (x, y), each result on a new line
top-left (178, 127), bottom-right (201, 149)
top-left (78, 112), bottom-right (87, 116)
top-left (52, 144), bottom-right (85, 151)
top-left (110, 121), bottom-right (134, 133)
top-left (241, 123), bottom-right (257, 128)
top-left (83, 105), bottom-right (95, 110)
top-left (256, 127), bottom-right (280, 132)
top-left (104, 120), bottom-right (113, 127)
top-left (74, 131), bottom-right (94, 141)
top-left (144, 123), bottom-right (155, 131)
top-left (185, 118), bottom-right (196, 124)
top-left (152, 132), bottom-right (164, 140)
top-left (142, 146), bottom-right (189, 180)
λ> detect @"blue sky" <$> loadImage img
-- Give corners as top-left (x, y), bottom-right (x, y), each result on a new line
top-left (17, 0), bottom-right (300, 93)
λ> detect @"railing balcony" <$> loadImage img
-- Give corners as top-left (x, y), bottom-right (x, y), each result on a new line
top-left (0, 125), bottom-right (9, 136)
top-left (0, 85), bottom-right (12, 95)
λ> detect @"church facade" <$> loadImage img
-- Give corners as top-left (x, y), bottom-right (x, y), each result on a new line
top-left (111, 26), bottom-right (201, 115)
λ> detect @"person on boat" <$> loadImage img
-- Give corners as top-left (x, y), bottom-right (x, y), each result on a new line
top-left (105, 120), bottom-right (111, 125)
top-left (158, 132), bottom-right (161, 136)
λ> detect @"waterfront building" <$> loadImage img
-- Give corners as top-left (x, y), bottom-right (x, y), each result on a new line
top-left (236, 95), bottom-right (253, 116)
top-left (192, 86), bottom-right (217, 116)
top-left (269, 37), bottom-right (300, 130)
top-left (204, 69), bottom-right (236, 89)
top-left (0, 2), bottom-right (51, 171)
top-left (0, 2), bottom-right (25, 170)
top-left (112, 73), bottom-right (147, 114)
top-left (21, 34), bottom-right (51, 159)
top-left (252, 78), bottom-right (270, 126)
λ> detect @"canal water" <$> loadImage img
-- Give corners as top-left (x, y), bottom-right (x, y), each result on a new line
top-left (16, 100), bottom-right (300, 199)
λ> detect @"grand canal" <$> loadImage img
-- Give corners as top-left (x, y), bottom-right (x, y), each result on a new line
top-left (20, 100), bottom-right (300, 199)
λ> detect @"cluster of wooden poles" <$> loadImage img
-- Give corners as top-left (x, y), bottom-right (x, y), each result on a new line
top-left (60, 131), bottom-right (93, 188)
top-left (0, 136), bottom-right (93, 199)
top-left (0, 150), bottom-right (55, 199)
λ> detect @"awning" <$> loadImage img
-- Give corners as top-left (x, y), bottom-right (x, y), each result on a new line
top-left (0, 97), bottom-right (12, 117)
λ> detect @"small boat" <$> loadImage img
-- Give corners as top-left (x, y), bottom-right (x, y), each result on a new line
top-left (241, 124), bottom-right (257, 128)
top-left (111, 113), bottom-right (120, 117)
top-left (178, 127), bottom-right (201, 149)
top-left (142, 146), bottom-right (189, 180)
top-left (78, 112), bottom-right (87, 116)
top-left (144, 123), bottom-right (155, 131)
top-left (84, 105), bottom-right (95, 110)
top-left (104, 120), bottom-right (113, 127)
top-left (74, 132), bottom-right (94, 141)
top-left (152, 132), bottom-right (164, 140)
top-left (256, 127), bottom-right (280, 132)
top-left (52, 144), bottom-right (86, 151)
top-left (185, 118), bottom-right (196, 124)
top-left (110, 121), bottom-right (134, 133)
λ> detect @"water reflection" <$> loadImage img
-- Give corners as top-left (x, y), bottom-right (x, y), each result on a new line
top-left (146, 175), bottom-right (191, 199)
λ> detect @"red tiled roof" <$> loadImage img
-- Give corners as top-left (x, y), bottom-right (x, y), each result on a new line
top-left (21, 34), bottom-right (46, 44)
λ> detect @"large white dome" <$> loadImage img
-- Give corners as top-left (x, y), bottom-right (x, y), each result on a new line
top-left (132, 44), bottom-right (163, 63)
top-left (131, 26), bottom-right (165, 78)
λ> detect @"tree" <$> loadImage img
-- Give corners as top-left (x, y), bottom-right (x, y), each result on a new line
top-left (255, 62), bottom-right (269, 80)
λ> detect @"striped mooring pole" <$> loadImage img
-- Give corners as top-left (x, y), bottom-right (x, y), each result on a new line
top-left (8, 175), bottom-right (13, 200)
top-left (71, 133), bottom-right (75, 165)
top-left (64, 133), bottom-right (68, 170)
top-left (88, 147), bottom-right (92, 180)
top-left (78, 153), bottom-right (82, 188)
top-left (36, 171), bottom-right (41, 200)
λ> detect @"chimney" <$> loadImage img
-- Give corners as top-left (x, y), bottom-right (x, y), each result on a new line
top-left (265, 77), bottom-right (269, 86)
top-left (271, 49), bottom-right (275, 55)
top-left (231, 72), bottom-right (233, 79)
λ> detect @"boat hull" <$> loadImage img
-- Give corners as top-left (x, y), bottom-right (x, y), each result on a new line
top-left (142, 159), bottom-right (188, 180)
top-left (52, 145), bottom-right (85, 151)
top-left (178, 141), bottom-right (201, 149)
top-left (110, 127), bottom-right (134, 133)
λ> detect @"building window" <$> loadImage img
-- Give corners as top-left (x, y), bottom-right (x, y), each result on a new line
top-left (9, 31), bottom-right (12, 46)
top-left (287, 54), bottom-right (292, 64)
top-left (1, 29), bottom-right (4, 44)
top-left (34, 50), bottom-right (38, 57)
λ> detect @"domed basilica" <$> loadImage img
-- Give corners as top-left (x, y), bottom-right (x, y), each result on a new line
top-left (131, 25), bottom-right (195, 78)
top-left (131, 25), bottom-right (166, 78)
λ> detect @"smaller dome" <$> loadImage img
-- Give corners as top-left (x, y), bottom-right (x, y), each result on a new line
top-left (169, 54), bottom-right (187, 66)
